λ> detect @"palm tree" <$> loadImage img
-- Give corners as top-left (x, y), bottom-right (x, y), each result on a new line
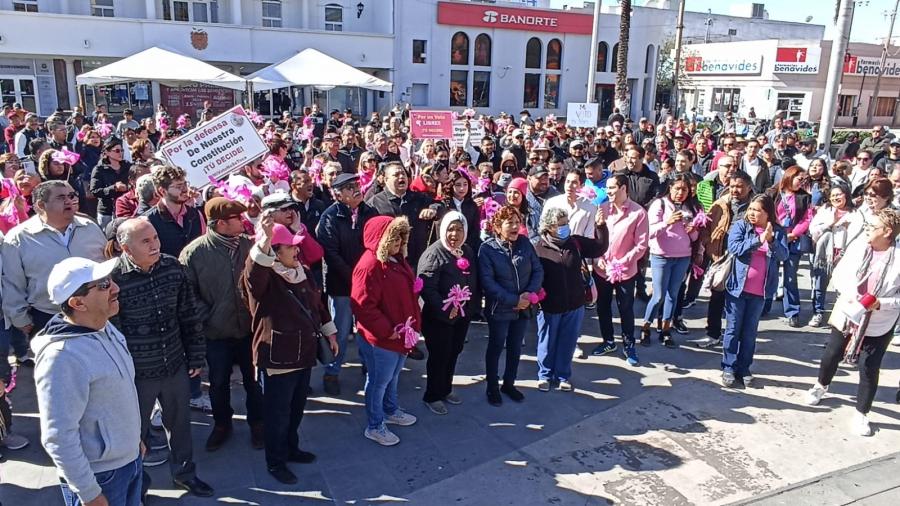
top-left (615, 0), bottom-right (632, 115)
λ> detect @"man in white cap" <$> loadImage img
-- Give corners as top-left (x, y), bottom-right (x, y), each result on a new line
top-left (33, 257), bottom-right (144, 506)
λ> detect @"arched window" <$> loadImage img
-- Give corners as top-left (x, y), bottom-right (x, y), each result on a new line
top-left (451, 32), bottom-right (469, 65)
top-left (474, 33), bottom-right (492, 66)
top-left (644, 44), bottom-right (655, 74)
top-left (525, 38), bottom-right (542, 69)
top-left (611, 43), bottom-right (619, 72)
top-left (546, 39), bottom-right (562, 70)
top-left (597, 42), bottom-right (608, 72)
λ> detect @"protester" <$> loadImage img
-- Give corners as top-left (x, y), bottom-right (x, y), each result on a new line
top-left (90, 137), bottom-right (132, 229)
top-left (143, 165), bottom-right (204, 258)
top-left (770, 166), bottom-right (814, 327)
top-left (808, 184), bottom-right (854, 327)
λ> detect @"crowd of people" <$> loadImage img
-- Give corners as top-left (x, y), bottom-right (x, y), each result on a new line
top-left (1, 101), bottom-right (900, 506)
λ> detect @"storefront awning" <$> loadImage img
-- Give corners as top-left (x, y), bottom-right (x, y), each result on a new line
top-left (75, 47), bottom-right (247, 91)
top-left (247, 48), bottom-right (392, 93)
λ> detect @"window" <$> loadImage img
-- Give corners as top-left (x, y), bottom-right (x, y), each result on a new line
top-left (597, 42), bottom-right (608, 72)
top-left (546, 39), bottom-right (562, 70)
top-left (525, 38), bottom-right (542, 69)
top-left (644, 44), bottom-right (655, 74)
top-left (413, 39), bottom-right (427, 64)
top-left (92, 0), bottom-right (114, 17)
top-left (262, 0), bottom-right (282, 28)
top-left (728, 28), bottom-right (738, 36)
top-left (544, 75), bottom-right (559, 109)
top-left (450, 70), bottom-right (468, 107)
top-left (711, 87), bottom-right (741, 113)
top-left (325, 4), bottom-right (343, 31)
top-left (873, 97), bottom-right (897, 117)
top-left (451, 32), bottom-right (469, 65)
top-left (523, 74), bottom-right (540, 109)
top-left (163, 1), bottom-right (218, 22)
top-left (473, 71), bottom-right (491, 108)
top-left (611, 43), bottom-right (619, 72)
top-left (837, 94), bottom-right (855, 116)
top-left (474, 34), bottom-right (492, 67)
top-left (13, 0), bottom-right (38, 12)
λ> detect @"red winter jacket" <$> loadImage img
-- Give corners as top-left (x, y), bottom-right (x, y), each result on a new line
top-left (351, 215), bottom-right (421, 354)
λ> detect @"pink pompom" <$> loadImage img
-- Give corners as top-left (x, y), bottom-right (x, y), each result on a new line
top-left (413, 277), bottom-right (424, 294)
top-left (456, 257), bottom-right (470, 271)
top-left (528, 293), bottom-right (540, 304)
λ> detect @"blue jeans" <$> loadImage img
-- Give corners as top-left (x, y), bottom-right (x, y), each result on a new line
top-left (364, 346), bottom-right (405, 429)
top-left (643, 255), bottom-right (691, 322)
top-left (0, 320), bottom-right (27, 383)
top-left (60, 457), bottom-right (143, 506)
top-left (485, 317), bottom-right (528, 387)
top-left (536, 307), bottom-right (584, 382)
top-left (781, 253), bottom-right (802, 318)
top-left (811, 265), bottom-right (829, 315)
top-left (722, 292), bottom-right (766, 377)
top-left (325, 295), bottom-right (353, 376)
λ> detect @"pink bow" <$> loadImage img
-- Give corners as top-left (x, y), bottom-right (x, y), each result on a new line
top-left (394, 317), bottom-right (420, 348)
top-left (261, 156), bottom-right (290, 182)
top-left (413, 277), bottom-right (424, 294)
top-left (545, 114), bottom-right (557, 123)
top-left (475, 177), bottom-right (491, 194)
top-left (462, 108), bottom-right (476, 119)
top-left (691, 263), bottom-right (705, 279)
top-left (441, 284), bottom-right (472, 317)
top-left (456, 257), bottom-right (470, 272)
top-left (157, 116), bottom-right (170, 132)
top-left (527, 287), bottom-right (548, 305)
top-left (606, 257), bottom-right (626, 284)
top-left (76, 130), bottom-right (86, 141)
top-left (309, 158), bottom-right (324, 186)
top-left (248, 111), bottom-right (264, 126)
top-left (576, 185), bottom-right (597, 201)
top-left (4, 368), bottom-right (15, 394)
top-left (96, 121), bottom-right (113, 138)
top-left (691, 209), bottom-right (711, 229)
top-left (496, 118), bottom-right (510, 131)
top-left (52, 147), bottom-right (80, 166)
top-left (176, 114), bottom-right (189, 129)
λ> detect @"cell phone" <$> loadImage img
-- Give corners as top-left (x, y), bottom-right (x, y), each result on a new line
top-left (20, 157), bottom-right (36, 175)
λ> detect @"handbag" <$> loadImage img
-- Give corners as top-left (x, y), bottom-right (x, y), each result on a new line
top-left (573, 239), bottom-right (598, 307)
top-left (705, 253), bottom-right (734, 292)
top-left (285, 290), bottom-right (335, 366)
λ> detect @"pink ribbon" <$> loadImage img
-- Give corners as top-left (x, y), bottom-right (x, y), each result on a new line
top-left (456, 257), bottom-right (470, 272)
top-left (157, 116), bottom-right (170, 132)
top-left (52, 147), bottom-right (80, 166)
top-left (606, 257), bottom-right (626, 284)
top-left (4, 368), bottom-right (16, 394)
top-left (96, 121), bottom-right (113, 138)
top-left (691, 263), bottom-right (705, 280)
top-left (248, 111), bottom-right (264, 126)
top-left (692, 209), bottom-right (712, 229)
top-left (413, 277), bottom-right (424, 294)
top-left (576, 185), bottom-right (597, 201)
top-left (441, 284), bottom-right (472, 317)
top-left (309, 158), bottom-right (324, 187)
top-left (261, 156), bottom-right (290, 182)
top-left (176, 114), bottom-right (189, 129)
top-left (394, 317), bottom-right (420, 348)
top-left (462, 108), bottom-right (476, 119)
top-left (475, 177), bottom-right (491, 195)
top-left (527, 288), bottom-right (547, 305)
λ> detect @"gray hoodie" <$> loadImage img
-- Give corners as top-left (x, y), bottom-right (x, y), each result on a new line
top-left (32, 314), bottom-right (141, 503)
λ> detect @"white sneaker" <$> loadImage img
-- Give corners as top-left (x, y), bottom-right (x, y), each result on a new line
top-left (385, 409), bottom-right (417, 426)
top-left (558, 380), bottom-right (573, 392)
top-left (0, 432), bottom-right (29, 450)
top-left (537, 380), bottom-right (551, 392)
top-left (150, 402), bottom-right (163, 430)
top-left (364, 425), bottom-right (400, 446)
top-left (805, 383), bottom-right (828, 406)
top-left (189, 393), bottom-right (212, 413)
top-left (851, 412), bottom-right (873, 437)
top-left (572, 347), bottom-right (585, 359)
top-left (892, 333), bottom-right (900, 346)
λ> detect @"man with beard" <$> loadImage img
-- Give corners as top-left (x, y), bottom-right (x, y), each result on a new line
top-left (465, 134), bottom-right (502, 173)
top-left (317, 174), bottom-right (378, 394)
top-left (562, 139), bottom-right (588, 173)
top-left (143, 166), bottom-right (204, 258)
top-left (524, 165), bottom-right (559, 242)
top-left (322, 132), bottom-right (354, 174)
top-left (340, 127), bottom-right (363, 168)
top-left (619, 145), bottom-right (660, 208)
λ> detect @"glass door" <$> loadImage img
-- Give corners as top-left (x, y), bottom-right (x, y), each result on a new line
top-left (0, 76), bottom-right (38, 113)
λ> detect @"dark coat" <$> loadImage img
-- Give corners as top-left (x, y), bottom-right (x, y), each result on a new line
top-left (534, 229), bottom-right (609, 314)
top-left (90, 161), bottom-right (131, 216)
top-left (368, 189), bottom-right (440, 269)
top-left (143, 203), bottom-right (204, 258)
top-left (417, 241), bottom-right (478, 324)
top-left (316, 201), bottom-right (378, 296)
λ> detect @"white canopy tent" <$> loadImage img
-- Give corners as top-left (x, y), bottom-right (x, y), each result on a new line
top-left (247, 48), bottom-right (392, 92)
top-left (75, 47), bottom-right (246, 91)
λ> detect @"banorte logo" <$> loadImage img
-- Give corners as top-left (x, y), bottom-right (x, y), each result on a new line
top-left (482, 10), bottom-right (499, 23)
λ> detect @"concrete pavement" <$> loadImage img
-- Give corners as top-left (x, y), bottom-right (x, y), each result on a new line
top-left (2, 300), bottom-right (900, 505)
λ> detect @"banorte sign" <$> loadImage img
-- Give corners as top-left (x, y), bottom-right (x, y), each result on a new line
top-left (437, 1), bottom-right (593, 34)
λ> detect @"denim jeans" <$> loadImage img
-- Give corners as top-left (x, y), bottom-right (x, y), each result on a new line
top-left (364, 345), bottom-right (406, 430)
top-left (206, 338), bottom-right (264, 428)
top-left (60, 457), bottom-right (143, 506)
top-left (643, 255), bottom-right (691, 322)
top-left (536, 307), bottom-right (584, 382)
top-left (258, 367), bottom-right (311, 468)
top-left (0, 320), bottom-right (27, 383)
top-left (594, 273), bottom-right (636, 345)
top-left (722, 292), bottom-right (766, 377)
top-left (485, 317), bottom-right (528, 388)
top-left (325, 295), bottom-right (353, 376)
top-left (811, 265), bottom-right (830, 315)
top-left (781, 253), bottom-right (802, 318)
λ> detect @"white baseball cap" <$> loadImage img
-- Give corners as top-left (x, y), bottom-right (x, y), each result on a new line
top-left (47, 257), bottom-right (118, 305)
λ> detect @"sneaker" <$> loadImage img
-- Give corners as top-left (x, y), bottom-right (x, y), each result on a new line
top-left (189, 393), bottom-right (212, 413)
top-left (672, 320), bottom-right (689, 335)
top-left (323, 374), bottom-right (341, 396)
top-left (486, 387), bottom-right (502, 406)
top-left (385, 409), bottom-right (417, 426)
top-left (622, 346), bottom-right (639, 366)
top-left (365, 424), bottom-right (400, 446)
top-left (15, 356), bottom-right (34, 367)
top-left (0, 433), bottom-right (29, 450)
top-left (537, 379), bottom-right (551, 392)
top-left (787, 316), bottom-right (802, 328)
top-left (150, 403), bottom-right (163, 431)
top-left (557, 380), bottom-right (573, 392)
top-left (500, 384), bottom-right (525, 402)
top-left (425, 400), bottom-right (448, 415)
top-left (591, 341), bottom-right (617, 356)
top-left (682, 300), bottom-right (696, 310)
top-left (722, 371), bottom-right (736, 388)
top-left (891, 334), bottom-right (900, 346)
top-left (694, 336), bottom-right (722, 349)
top-left (639, 326), bottom-right (652, 347)
top-left (148, 430), bottom-right (168, 451)
top-left (572, 347), bottom-right (585, 359)
top-left (660, 331), bottom-right (678, 349)
top-left (805, 383), bottom-right (828, 406)
top-left (851, 412), bottom-right (873, 437)
top-left (809, 313), bottom-right (825, 328)
top-left (444, 392), bottom-right (462, 405)
top-left (743, 374), bottom-right (756, 389)
top-left (142, 447), bottom-right (168, 467)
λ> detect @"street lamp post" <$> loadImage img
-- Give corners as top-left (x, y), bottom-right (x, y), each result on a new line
top-left (586, 0), bottom-right (603, 103)
top-left (865, 0), bottom-right (899, 125)
top-left (670, 0), bottom-right (686, 118)
top-left (818, 0), bottom-right (855, 153)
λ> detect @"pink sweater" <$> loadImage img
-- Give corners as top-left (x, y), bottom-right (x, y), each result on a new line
top-left (647, 197), bottom-right (699, 258)
top-left (775, 193), bottom-right (813, 236)
top-left (594, 199), bottom-right (649, 282)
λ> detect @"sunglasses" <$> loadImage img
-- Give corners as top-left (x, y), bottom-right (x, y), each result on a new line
top-left (865, 191), bottom-right (881, 198)
top-left (86, 277), bottom-right (112, 291)
top-left (858, 157), bottom-right (871, 162)
top-left (108, 148), bottom-right (123, 153)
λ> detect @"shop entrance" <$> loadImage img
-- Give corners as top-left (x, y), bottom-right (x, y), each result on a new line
top-left (0, 76), bottom-right (38, 113)
top-left (776, 93), bottom-right (805, 120)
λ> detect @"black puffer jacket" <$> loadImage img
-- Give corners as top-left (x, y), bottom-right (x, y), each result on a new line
top-left (417, 240), bottom-right (478, 325)
top-left (316, 201), bottom-right (378, 296)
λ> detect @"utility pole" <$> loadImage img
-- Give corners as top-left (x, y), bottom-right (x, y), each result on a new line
top-left (818, 0), bottom-right (854, 154)
top-left (586, 0), bottom-right (603, 103)
top-left (670, 0), bottom-right (687, 118)
top-left (865, 0), bottom-right (899, 125)
top-left (704, 9), bottom-right (713, 43)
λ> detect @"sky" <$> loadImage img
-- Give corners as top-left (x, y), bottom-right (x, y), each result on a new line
top-left (548, 0), bottom-right (896, 43)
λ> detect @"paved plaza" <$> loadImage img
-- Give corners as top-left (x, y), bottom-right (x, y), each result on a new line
top-left (3, 298), bottom-right (900, 505)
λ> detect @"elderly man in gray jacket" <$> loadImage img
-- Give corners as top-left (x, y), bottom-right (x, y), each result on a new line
top-left (34, 257), bottom-right (143, 506)
top-left (1, 180), bottom-right (105, 336)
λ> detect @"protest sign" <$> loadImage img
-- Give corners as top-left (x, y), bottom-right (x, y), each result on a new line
top-left (160, 105), bottom-right (267, 188)
top-left (410, 110), bottom-right (454, 139)
top-left (566, 102), bottom-right (599, 128)
top-left (452, 119), bottom-right (485, 147)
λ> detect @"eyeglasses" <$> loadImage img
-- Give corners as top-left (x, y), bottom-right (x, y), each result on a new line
top-left (54, 192), bottom-right (80, 201)
top-left (864, 191), bottom-right (882, 198)
top-left (858, 157), bottom-right (872, 162)
top-left (85, 277), bottom-right (112, 291)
